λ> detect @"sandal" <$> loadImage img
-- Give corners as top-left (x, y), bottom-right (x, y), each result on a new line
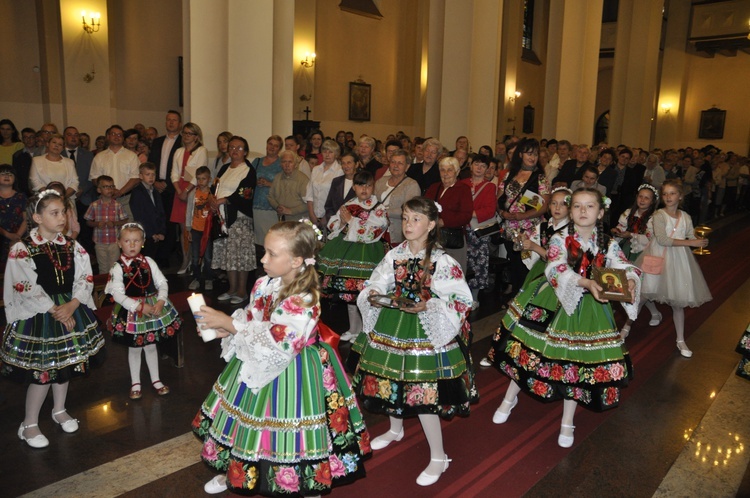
top-left (129, 383), bottom-right (142, 400)
top-left (152, 380), bottom-right (170, 396)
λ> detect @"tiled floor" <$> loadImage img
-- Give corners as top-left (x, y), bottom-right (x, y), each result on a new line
top-left (2, 214), bottom-right (750, 497)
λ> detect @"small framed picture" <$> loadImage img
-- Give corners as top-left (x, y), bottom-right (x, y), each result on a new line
top-left (349, 81), bottom-right (371, 121)
top-left (520, 189), bottom-right (544, 210)
top-left (592, 267), bottom-right (632, 302)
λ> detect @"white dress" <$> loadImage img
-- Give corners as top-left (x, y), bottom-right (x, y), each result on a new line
top-left (636, 209), bottom-right (712, 308)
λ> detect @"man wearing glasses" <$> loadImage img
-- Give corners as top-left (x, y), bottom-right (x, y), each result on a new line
top-left (89, 124), bottom-right (141, 221)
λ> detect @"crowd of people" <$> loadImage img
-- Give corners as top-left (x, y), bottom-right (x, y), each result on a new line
top-left (1, 112), bottom-right (749, 495)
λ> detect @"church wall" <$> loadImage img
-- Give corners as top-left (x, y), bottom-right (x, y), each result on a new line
top-left (0, 1), bottom-right (45, 129)
top-left (313, 0), bottom-right (422, 140)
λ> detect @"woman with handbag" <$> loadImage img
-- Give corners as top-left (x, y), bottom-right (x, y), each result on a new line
top-left (460, 154), bottom-right (497, 308)
top-left (497, 138), bottom-right (550, 295)
top-left (210, 136), bottom-right (257, 305)
top-left (170, 122), bottom-right (208, 274)
top-left (635, 179), bottom-right (712, 358)
top-left (425, 157), bottom-right (473, 272)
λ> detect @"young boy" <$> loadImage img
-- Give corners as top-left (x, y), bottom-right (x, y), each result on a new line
top-left (571, 164), bottom-right (607, 196)
top-left (186, 166), bottom-right (214, 290)
top-left (84, 175), bottom-right (129, 274)
top-left (129, 162), bottom-right (166, 260)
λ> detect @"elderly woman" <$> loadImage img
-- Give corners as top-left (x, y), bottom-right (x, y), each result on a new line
top-left (643, 153), bottom-right (666, 189)
top-left (460, 154), bottom-right (497, 308)
top-left (252, 134), bottom-right (283, 248)
top-left (29, 133), bottom-right (78, 197)
top-left (425, 156), bottom-right (473, 271)
top-left (304, 139), bottom-right (342, 231)
top-left (210, 136), bottom-right (257, 304)
top-left (497, 138), bottom-right (550, 295)
top-left (268, 149), bottom-right (308, 222)
top-left (374, 148), bottom-right (420, 246)
top-left (171, 122), bottom-right (208, 274)
top-left (358, 135), bottom-right (380, 175)
top-left (408, 137), bottom-right (442, 194)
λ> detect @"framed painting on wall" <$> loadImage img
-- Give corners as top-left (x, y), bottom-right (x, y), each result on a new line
top-left (349, 81), bottom-right (371, 121)
top-left (699, 108), bottom-right (726, 140)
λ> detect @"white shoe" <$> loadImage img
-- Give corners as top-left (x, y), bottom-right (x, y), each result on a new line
top-left (52, 409), bottom-right (79, 433)
top-left (188, 279), bottom-right (200, 290)
top-left (479, 357), bottom-right (492, 367)
top-left (204, 475), bottom-right (228, 494)
top-left (230, 295), bottom-right (247, 305)
top-left (217, 293), bottom-right (233, 301)
top-left (370, 427), bottom-right (404, 450)
top-left (492, 397), bottom-right (518, 424)
top-left (177, 265), bottom-right (190, 275)
top-left (649, 313), bottom-right (662, 327)
top-left (205, 280), bottom-right (214, 290)
top-left (558, 424), bottom-right (575, 448)
top-left (676, 340), bottom-right (693, 358)
top-left (18, 423), bottom-right (49, 448)
top-left (416, 454), bottom-right (451, 486)
top-left (340, 331), bottom-right (355, 342)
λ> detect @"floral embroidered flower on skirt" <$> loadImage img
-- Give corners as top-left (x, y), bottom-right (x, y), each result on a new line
top-left (317, 236), bottom-right (386, 302)
top-left (0, 292), bottom-right (105, 384)
top-left (489, 276), bottom-right (632, 411)
top-left (192, 341), bottom-right (370, 496)
top-left (109, 293), bottom-right (182, 348)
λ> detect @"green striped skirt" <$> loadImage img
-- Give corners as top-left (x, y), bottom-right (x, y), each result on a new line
top-left (490, 276), bottom-right (633, 411)
top-left (317, 237), bottom-right (386, 302)
top-left (348, 307), bottom-right (476, 419)
top-left (192, 340), bottom-right (370, 496)
top-left (108, 294), bottom-right (181, 348)
top-left (0, 293), bottom-right (105, 384)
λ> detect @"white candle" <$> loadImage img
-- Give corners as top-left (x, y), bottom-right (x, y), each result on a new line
top-left (187, 293), bottom-right (217, 342)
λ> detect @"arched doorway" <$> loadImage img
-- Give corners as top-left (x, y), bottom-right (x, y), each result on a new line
top-left (594, 111), bottom-right (609, 145)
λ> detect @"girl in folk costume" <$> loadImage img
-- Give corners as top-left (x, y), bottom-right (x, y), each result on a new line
top-left (635, 179), bottom-right (712, 358)
top-left (479, 187), bottom-right (570, 368)
top-left (736, 322), bottom-right (750, 380)
top-left (193, 221), bottom-right (371, 496)
top-left (317, 170), bottom-right (389, 343)
top-left (490, 188), bottom-right (641, 448)
top-left (612, 184), bottom-right (661, 338)
top-left (2, 189), bottom-right (105, 448)
top-left (105, 222), bottom-right (182, 399)
top-left (348, 197), bottom-right (477, 486)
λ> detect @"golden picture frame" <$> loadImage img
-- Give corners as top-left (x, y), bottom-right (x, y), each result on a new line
top-left (592, 267), bottom-right (632, 302)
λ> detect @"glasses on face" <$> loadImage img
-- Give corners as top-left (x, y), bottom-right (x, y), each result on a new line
top-left (182, 131), bottom-right (197, 136)
top-left (228, 146), bottom-right (245, 151)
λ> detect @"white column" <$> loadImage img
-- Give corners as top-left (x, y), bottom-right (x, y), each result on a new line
top-left (424, 0), bottom-right (445, 139)
top-left (227, 0), bottom-right (274, 154)
top-left (541, 0), bottom-right (603, 144)
top-left (608, 0), bottom-right (664, 147)
top-left (272, 0), bottom-right (294, 136)
top-left (653, 0), bottom-right (690, 149)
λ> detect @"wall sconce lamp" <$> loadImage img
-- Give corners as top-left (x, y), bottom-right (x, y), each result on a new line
top-left (83, 64), bottom-right (96, 83)
top-left (660, 103), bottom-right (672, 115)
top-left (82, 11), bottom-right (101, 34)
top-left (509, 91), bottom-right (521, 103)
top-left (300, 52), bottom-right (316, 68)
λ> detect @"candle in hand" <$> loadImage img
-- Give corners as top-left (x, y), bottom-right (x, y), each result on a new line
top-left (187, 293), bottom-right (217, 342)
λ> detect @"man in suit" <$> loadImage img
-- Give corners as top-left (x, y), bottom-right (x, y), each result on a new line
top-left (555, 144), bottom-right (592, 187)
top-left (11, 127), bottom-right (39, 195)
top-left (63, 126), bottom-right (96, 255)
top-left (610, 147), bottom-right (646, 223)
top-left (147, 110), bottom-right (182, 266)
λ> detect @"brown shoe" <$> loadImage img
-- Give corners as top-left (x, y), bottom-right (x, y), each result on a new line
top-left (129, 383), bottom-right (142, 400)
top-left (152, 380), bottom-right (170, 396)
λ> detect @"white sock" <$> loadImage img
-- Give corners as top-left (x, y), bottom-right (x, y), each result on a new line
top-left (128, 347), bottom-right (142, 386)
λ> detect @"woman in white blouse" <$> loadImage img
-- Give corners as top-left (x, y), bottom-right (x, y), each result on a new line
top-left (29, 134), bottom-right (78, 197)
top-left (304, 139), bottom-right (342, 230)
top-left (170, 122), bottom-right (208, 273)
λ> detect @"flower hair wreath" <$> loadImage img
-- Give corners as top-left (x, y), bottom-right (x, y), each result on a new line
top-left (434, 202), bottom-right (443, 213)
top-left (637, 183), bottom-right (659, 200)
top-left (33, 189), bottom-right (63, 212)
top-left (120, 222), bottom-right (146, 236)
top-left (601, 195), bottom-right (612, 209)
top-left (550, 186), bottom-right (573, 206)
top-left (301, 219), bottom-right (324, 241)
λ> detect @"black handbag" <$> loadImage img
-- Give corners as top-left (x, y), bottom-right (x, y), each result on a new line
top-left (208, 210), bottom-right (228, 240)
top-left (440, 227), bottom-right (465, 249)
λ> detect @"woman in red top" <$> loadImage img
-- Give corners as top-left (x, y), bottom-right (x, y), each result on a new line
top-left (425, 156), bottom-right (473, 272)
top-left (460, 154), bottom-right (497, 308)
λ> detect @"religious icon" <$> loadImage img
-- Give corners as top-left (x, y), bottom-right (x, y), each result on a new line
top-left (592, 267), bottom-right (632, 302)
